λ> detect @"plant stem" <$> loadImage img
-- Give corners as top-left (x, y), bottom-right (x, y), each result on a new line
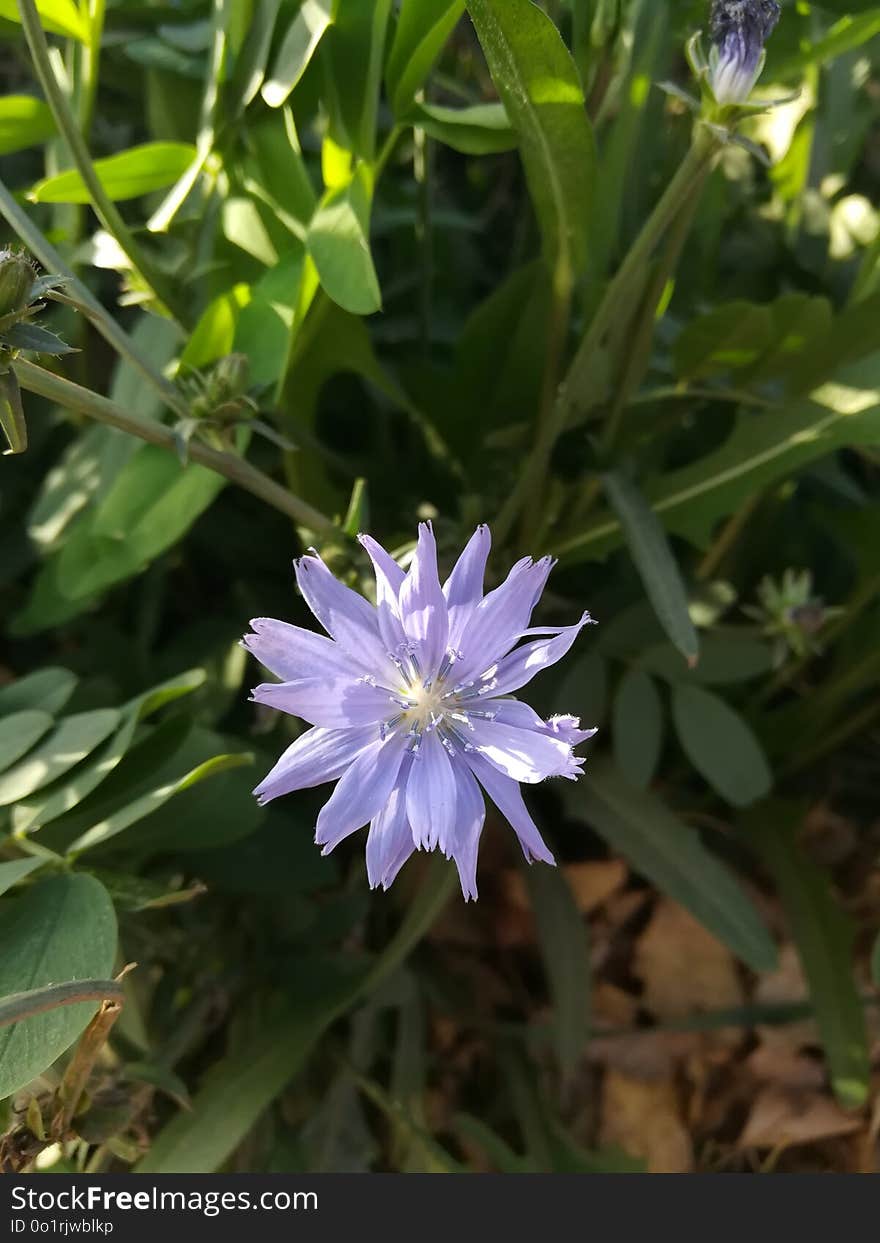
top-left (0, 177), bottom-right (188, 418)
top-left (14, 359), bottom-right (337, 532)
top-left (54, 993), bottom-right (123, 1134)
top-left (496, 126), bottom-right (721, 546)
top-left (16, 0), bottom-right (187, 322)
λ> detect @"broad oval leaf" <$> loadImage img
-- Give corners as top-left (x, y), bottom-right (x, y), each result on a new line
top-left (29, 143), bottom-right (198, 204)
top-left (0, 709), bottom-right (121, 806)
top-left (602, 470), bottom-right (699, 664)
top-left (0, 873), bottom-right (117, 1100)
top-left (569, 759), bottom-right (777, 971)
top-left (0, 0), bottom-right (88, 41)
top-left (672, 685), bottom-right (773, 808)
top-left (612, 669), bottom-right (663, 789)
top-left (0, 710), bottom-right (53, 772)
top-left (0, 857), bottom-right (42, 899)
top-left (0, 95), bottom-right (55, 156)
top-left (466, 0), bottom-right (595, 283)
top-left (0, 668), bottom-right (77, 716)
top-left (306, 167), bottom-right (382, 315)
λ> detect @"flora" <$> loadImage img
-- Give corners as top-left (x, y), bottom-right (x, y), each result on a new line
top-left (0, 0), bottom-right (878, 1175)
top-left (245, 525), bottom-right (595, 898)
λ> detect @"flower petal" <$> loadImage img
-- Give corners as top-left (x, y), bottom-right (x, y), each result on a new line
top-left (243, 618), bottom-right (361, 682)
top-left (455, 556), bottom-right (554, 682)
top-left (315, 731), bottom-right (408, 854)
top-left (253, 725), bottom-right (374, 805)
top-left (466, 715), bottom-right (581, 783)
top-left (295, 553), bottom-right (397, 680)
top-left (443, 524), bottom-right (491, 650)
top-left (250, 677), bottom-right (398, 728)
top-left (398, 522), bottom-right (449, 678)
top-left (466, 752), bottom-right (555, 865)
top-left (405, 730), bottom-right (457, 852)
top-left (488, 611), bottom-right (594, 695)
top-left (482, 699), bottom-right (597, 746)
top-left (365, 776), bottom-right (414, 890)
top-left (450, 760), bottom-right (485, 901)
top-left (358, 534), bottom-right (407, 653)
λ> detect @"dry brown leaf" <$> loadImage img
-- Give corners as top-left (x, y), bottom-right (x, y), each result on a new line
top-left (738, 1085), bottom-right (864, 1150)
top-left (589, 1030), bottom-right (704, 1078)
top-left (745, 1044), bottom-right (826, 1090)
top-left (599, 1069), bottom-right (693, 1172)
top-left (562, 860), bottom-right (628, 914)
top-left (634, 900), bottom-right (745, 1023)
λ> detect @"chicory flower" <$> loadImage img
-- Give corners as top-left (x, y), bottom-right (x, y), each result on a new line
top-left (707, 0), bottom-right (780, 105)
top-left (244, 524), bottom-right (596, 901)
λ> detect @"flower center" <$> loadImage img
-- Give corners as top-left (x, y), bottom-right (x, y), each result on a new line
top-left (405, 679), bottom-right (448, 731)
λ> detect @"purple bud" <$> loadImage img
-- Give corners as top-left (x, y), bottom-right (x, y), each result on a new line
top-left (708, 0), bottom-right (781, 104)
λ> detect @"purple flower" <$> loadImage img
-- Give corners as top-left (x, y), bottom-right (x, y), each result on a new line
top-left (708, 0), bottom-right (780, 104)
top-left (244, 524), bottom-right (596, 901)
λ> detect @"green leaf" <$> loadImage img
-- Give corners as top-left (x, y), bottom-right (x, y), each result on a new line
top-left (66, 751), bottom-right (252, 858)
top-left (0, 95), bottom-right (55, 156)
top-left (29, 143), bottom-right (198, 204)
top-left (637, 637), bottom-right (773, 686)
top-left (0, 667), bottom-right (76, 716)
top-left (871, 932), bottom-right (880, 989)
top-left (404, 101), bottom-right (515, 154)
top-left (229, 0), bottom-right (283, 111)
top-left (53, 443), bottom-right (228, 602)
top-left (261, 0), bottom-right (334, 108)
top-left (306, 166), bottom-right (381, 315)
top-left (0, 978), bottom-right (122, 1030)
top-left (569, 759), bottom-right (777, 972)
top-left (179, 284), bottom-right (250, 370)
top-left (523, 863), bottom-right (590, 1083)
top-left (0, 874), bottom-right (117, 1100)
top-left (745, 804), bottom-right (870, 1108)
top-left (320, 0), bottom-right (392, 161)
top-left (136, 855), bottom-right (456, 1172)
top-left (4, 321), bottom-right (76, 355)
top-left (602, 471), bottom-right (699, 664)
top-left (13, 670), bottom-right (205, 835)
top-left (386, 0), bottom-right (464, 116)
top-left (0, 0), bottom-right (88, 41)
top-left (773, 10), bottom-right (880, 79)
top-left (0, 857), bottom-right (42, 898)
top-left (466, 0), bottom-right (595, 283)
top-left (1, 367), bottom-right (27, 455)
top-left (672, 685), bottom-right (773, 808)
top-left (0, 709), bottom-right (120, 806)
top-left (234, 248), bottom-right (309, 387)
top-left (612, 669), bottom-right (663, 789)
top-left (554, 357), bottom-right (880, 563)
top-left (674, 301), bottom-right (773, 381)
top-left (0, 709), bottom-right (53, 772)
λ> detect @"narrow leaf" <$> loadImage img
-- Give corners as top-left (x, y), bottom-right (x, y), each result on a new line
top-left (612, 669), bottom-right (663, 789)
top-left (745, 804), bottom-right (870, 1108)
top-left (603, 470), bottom-right (699, 664)
top-left (569, 759), bottom-right (777, 971)
top-left (29, 143), bottom-right (198, 204)
top-left (466, 0), bottom-right (595, 282)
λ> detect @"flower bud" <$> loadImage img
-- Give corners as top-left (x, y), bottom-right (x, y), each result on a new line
top-left (0, 247), bottom-right (36, 318)
top-left (707, 0), bottom-right (780, 106)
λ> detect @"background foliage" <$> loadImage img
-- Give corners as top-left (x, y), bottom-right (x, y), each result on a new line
top-left (1, 0), bottom-right (879, 1173)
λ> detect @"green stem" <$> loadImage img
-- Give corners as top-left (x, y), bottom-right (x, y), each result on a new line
top-left (16, 0), bottom-right (187, 322)
top-left (0, 177), bottom-right (187, 418)
top-left (495, 126), bottom-right (720, 546)
top-left (13, 359), bottom-right (337, 533)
